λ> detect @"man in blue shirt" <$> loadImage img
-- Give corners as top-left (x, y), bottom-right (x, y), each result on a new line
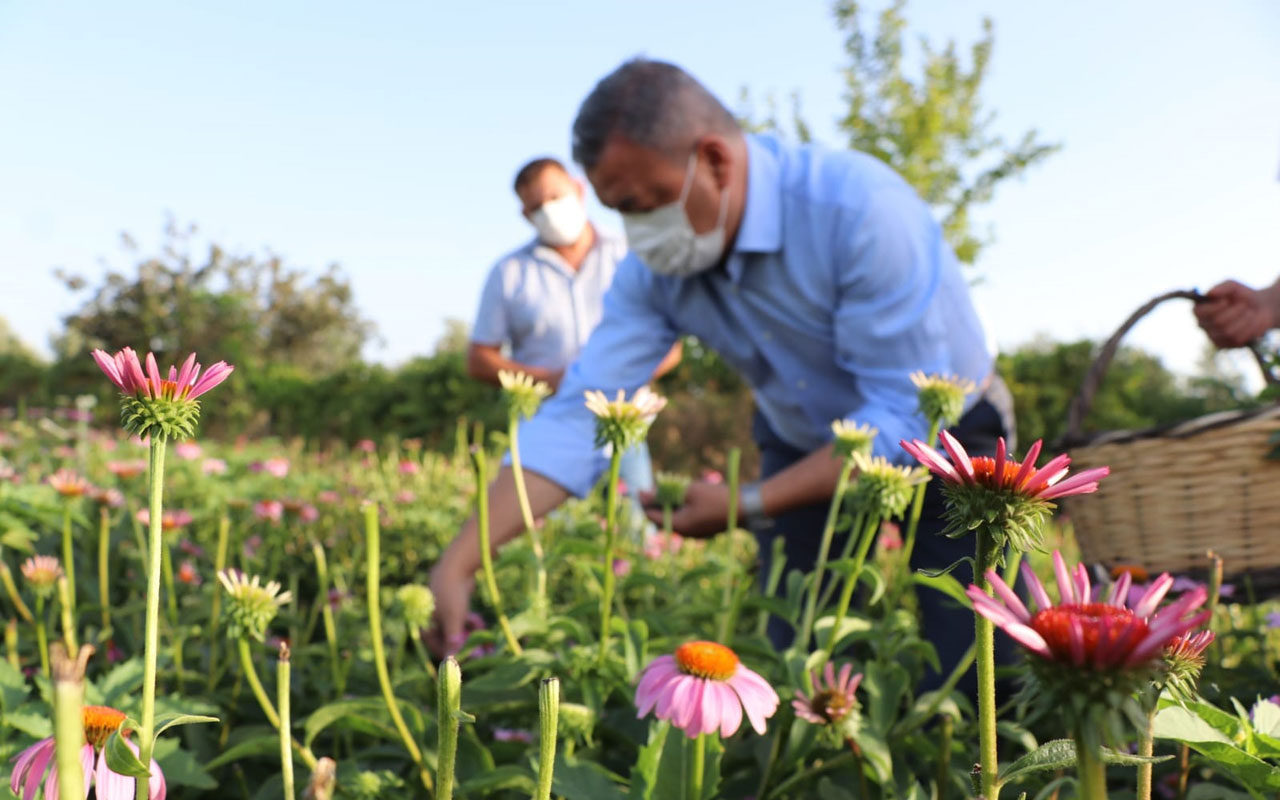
top-left (431, 59), bottom-right (1014, 684)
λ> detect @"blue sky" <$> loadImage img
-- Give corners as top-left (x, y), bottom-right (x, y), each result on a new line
top-left (2, 1), bottom-right (1278, 382)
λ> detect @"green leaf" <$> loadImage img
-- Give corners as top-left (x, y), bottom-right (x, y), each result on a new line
top-left (0, 660), bottom-right (30, 712)
top-left (154, 713), bottom-right (218, 739)
top-left (304, 698), bottom-right (398, 748)
top-left (154, 742), bottom-right (218, 789)
top-left (459, 765), bottom-right (535, 795)
top-left (627, 721), bottom-right (669, 800)
top-left (3, 709), bottom-right (52, 739)
top-left (104, 722), bottom-right (151, 779)
top-left (1155, 706), bottom-right (1280, 794)
top-left (818, 777), bottom-right (857, 800)
top-left (852, 725), bottom-right (894, 784)
top-left (912, 571), bottom-right (971, 606)
top-left (1252, 700), bottom-right (1280, 738)
top-left (862, 661), bottom-right (909, 736)
top-left (96, 658), bottom-right (145, 707)
top-left (551, 754), bottom-right (627, 800)
top-left (203, 734), bottom-right (278, 770)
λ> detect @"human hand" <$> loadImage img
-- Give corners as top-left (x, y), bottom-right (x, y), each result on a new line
top-left (426, 555), bottom-right (477, 658)
top-left (640, 480), bottom-right (730, 538)
top-left (1195, 280), bottom-right (1277, 348)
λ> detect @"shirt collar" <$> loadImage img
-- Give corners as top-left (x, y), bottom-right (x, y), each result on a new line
top-left (733, 135), bottom-right (783, 256)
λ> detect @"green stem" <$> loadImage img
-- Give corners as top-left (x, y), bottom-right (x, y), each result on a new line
top-left (60, 504), bottom-right (75, 617)
top-left (535, 677), bottom-right (560, 800)
top-left (688, 733), bottom-right (705, 800)
top-left (899, 419), bottom-right (940, 570)
top-left (823, 514), bottom-right (881, 661)
top-left (161, 534), bottom-right (183, 691)
top-left (936, 714), bottom-right (954, 800)
top-left (598, 449), bottom-right (623, 669)
top-left (0, 563), bottom-right (33, 624)
top-left (53, 652), bottom-right (86, 800)
top-left (207, 514), bottom-right (230, 692)
top-left (235, 638), bottom-right (319, 770)
top-left (57, 577), bottom-right (77, 655)
top-left (5, 619), bottom-right (17, 669)
top-left (716, 449), bottom-right (742, 645)
top-left (364, 504), bottom-right (434, 793)
top-left (797, 458), bottom-right (856, 650)
top-left (509, 415), bottom-right (547, 614)
top-left (438, 657), bottom-right (462, 800)
top-left (763, 752), bottom-right (854, 800)
top-left (137, 436), bottom-right (166, 800)
top-left (278, 648), bottom-right (296, 800)
top-left (1137, 707), bottom-right (1156, 800)
top-left (35, 596), bottom-right (49, 678)
top-left (818, 510), bottom-right (867, 611)
top-left (1075, 731), bottom-right (1109, 800)
top-left (471, 448), bottom-right (522, 655)
top-left (755, 537), bottom-right (787, 637)
top-left (975, 531), bottom-right (1001, 800)
top-left (409, 627), bottom-right (438, 682)
top-left (662, 506), bottom-right (673, 538)
top-left (312, 542), bottom-right (344, 696)
top-left (98, 506), bottom-right (111, 633)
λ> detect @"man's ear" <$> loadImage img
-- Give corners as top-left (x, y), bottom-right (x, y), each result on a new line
top-left (574, 178), bottom-right (587, 201)
top-left (697, 135), bottom-right (736, 189)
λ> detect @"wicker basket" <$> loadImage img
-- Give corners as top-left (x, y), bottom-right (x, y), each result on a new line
top-left (1060, 290), bottom-right (1280, 577)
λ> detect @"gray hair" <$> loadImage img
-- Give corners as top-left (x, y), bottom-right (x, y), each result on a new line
top-left (572, 58), bottom-right (740, 170)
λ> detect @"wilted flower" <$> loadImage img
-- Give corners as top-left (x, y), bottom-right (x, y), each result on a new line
top-left (48, 468), bottom-right (90, 498)
top-left (877, 520), bottom-right (902, 552)
top-left (792, 662), bottom-right (863, 733)
top-left (91, 347), bottom-right (233, 439)
top-left (635, 641), bottom-right (780, 738)
top-left (395, 584), bottom-right (435, 630)
top-left (242, 535), bottom-right (263, 561)
top-left (1163, 630), bottom-right (1215, 702)
top-left (253, 500), bottom-right (284, 523)
top-left (900, 433), bottom-right (1109, 553)
top-left (847, 453), bottom-right (927, 519)
top-left (107, 460), bottom-right (147, 480)
top-left (910, 371), bottom-right (977, 428)
top-left (90, 487), bottom-right (125, 509)
top-left (250, 457), bottom-right (290, 478)
top-left (201, 458), bottom-right (228, 476)
top-left (20, 556), bottom-right (62, 597)
top-left (174, 441), bottom-right (202, 460)
top-left (177, 560), bottom-right (201, 586)
top-left (830, 420), bottom-right (878, 460)
top-left (492, 728), bottom-right (534, 743)
top-left (217, 568), bottom-right (293, 641)
top-left (584, 387), bottom-right (667, 450)
top-left (135, 508), bottom-right (193, 532)
top-left (654, 471), bottom-right (691, 508)
top-left (10, 705), bottom-right (166, 800)
top-left (499, 369), bottom-right (553, 420)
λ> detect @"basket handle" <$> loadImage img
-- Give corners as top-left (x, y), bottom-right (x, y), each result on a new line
top-left (1063, 289), bottom-right (1279, 443)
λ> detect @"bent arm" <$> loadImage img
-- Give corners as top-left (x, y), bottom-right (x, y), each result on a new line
top-left (466, 342), bottom-right (565, 391)
top-left (651, 340), bottom-right (683, 380)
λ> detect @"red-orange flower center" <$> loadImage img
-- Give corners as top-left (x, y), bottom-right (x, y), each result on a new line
top-left (675, 641), bottom-right (739, 681)
top-left (1030, 603), bottom-right (1147, 661)
top-left (969, 456), bottom-right (1026, 490)
top-left (83, 705), bottom-right (128, 749)
top-left (809, 689), bottom-right (853, 723)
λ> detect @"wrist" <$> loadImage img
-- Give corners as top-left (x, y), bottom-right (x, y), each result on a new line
top-left (739, 481), bottom-right (773, 530)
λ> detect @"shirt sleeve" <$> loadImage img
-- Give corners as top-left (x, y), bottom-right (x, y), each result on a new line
top-left (470, 264), bottom-right (508, 346)
top-left (514, 256), bottom-right (679, 496)
top-left (832, 185), bottom-right (976, 462)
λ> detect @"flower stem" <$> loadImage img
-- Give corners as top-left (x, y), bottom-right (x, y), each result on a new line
top-left (278, 645), bottom-right (296, 800)
top-left (0, 563), bottom-right (33, 624)
top-left (716, 448), bottom-right (742, 645)
top-left (662, 506), bottom-right (673, 538)
top-left (1075, 730), bottom-right (1109, 800)
top-left (974, 530), bottom-right (1001, 800)
top-left (688, 733), bottom-right (705, 800)
top-left (598, 449), bottom-right (623, 669)
top-left (508, 415), bottom-right (547, 614)
top-left (823, 513), bottom-right (881, 661)
top-left (57, 576), bottom-right (77, 656)
top-left (161, 533), bottom-right (183, 691)
top-left (1137, 707), bottom-right (1156, 800)
top-left (438, 657), bottom-right (462, 800)
top-left (5, 619), bottom-right (17, 669)
top-left (535, 677), bottom-right (560, 800)
top-left (137, 436), bottom-right (166, 800)
top-left (52, 645), bottom-right (87, 800)
top-left (898, 419), bottom-right (940, 571)
top-left (798, 457), bottom-right (855, 650)
top-left (364, 504), bottom-right (434, 793)
top-left (34, 595), bottom-right (49, 678)
top-left (312, 541), bottom-right (344, 696)
top-left (471, 448), bottom-right (522, 655)
top-left (235, 637), bottom-right (319, 770)
top-left (98, 506), bottom-right (111, 633)
top-left (817, 510), bottom-right (867, 611)
top-left (60, 503), bottom-right (75, 616)
top-left (207, 514), bottom-right (230, 692)
top-left (755, 537), bottom-right (787, 638)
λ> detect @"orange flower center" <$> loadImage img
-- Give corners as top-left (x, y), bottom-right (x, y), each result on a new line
top-left (1110, 564), bottom-right (1150, 583)
top-left (83, 705), bottom-right (128, 749)
top-left (969, 456), bottom-right (1026, 489)
top-left (1029, 604), bottom-right (1147, 661)
top-left (674, 641), bottom-right (739, 682)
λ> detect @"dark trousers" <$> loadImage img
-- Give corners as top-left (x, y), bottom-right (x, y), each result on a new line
top-left (752, 383), bottom-right (1016, 694)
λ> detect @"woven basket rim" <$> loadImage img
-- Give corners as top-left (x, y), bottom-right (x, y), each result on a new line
top-left (1060, 402), bottom-right (1280, 449)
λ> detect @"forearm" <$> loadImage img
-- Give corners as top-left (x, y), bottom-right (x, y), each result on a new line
top-left (651, 341), bottom-right (683, 380)
top-left (1265, 279), bottom-right (1280, 328)
top-left (466, 345), bottom-right (560, 388)
top-left (754, 443), bottom-right (848, 517)
top-left (438, 466), bottom-right (570, 577)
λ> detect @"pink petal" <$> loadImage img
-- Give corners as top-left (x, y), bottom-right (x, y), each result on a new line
top-left (1002, 621), bottom-right (1054, 659)
top-left (91, 350), bottom-right (126, 391)
top-left (1053, 551), bottom-right (1077, 604)
top-left (187, 362), bottom-right (234, 400)
top-left (1073, 563), bottom-right (1092, 607)
top-left (993, 438), bottom-right (1007, 487)
top-left (938, 430), bottom-right (975, 483)
top-left (727, 667), bottom-right (779, 735)
top-left (985, 570), bottom-right (1032, 622)
top-left (22, 740), bottom-right (53, 800)
top-left (11, 739), bottom-right (52, 795)
top-left (1023, 454), bottom-right (1071, 492)
top-left (1010, 440), bottom-right (1043, 489)
top-left (1020, 561), bottom-right (1053, 611)
top-left (145, 352), bottom-right (162, 395)
top-left (96, 745), bottom-right (134, 800)
top-left (698, 680), bottom-right (728, 737)
top-left (1134, 574), bottom-right (1175, 617)
top-left (1038, 467), bottom-right (1110, 501)
top-left (837, 663), bottom-right (854, 694)
top-left (1066, 617), bottom-right (1086, 666)
top-left (636, 659), bottom-right (677, 717)
top-left (900, 439), bottom-right (961, 483)
top-left (680, 678), bottom-right (706, 736)
top-left (120, 349), bottom-right (149, 397)
top-left (1108, 572), bottom-right (1132, 607)
top-left (822, 662), bottom-right (836, 692)
top-left (174, 353), bottom-right (197, 391)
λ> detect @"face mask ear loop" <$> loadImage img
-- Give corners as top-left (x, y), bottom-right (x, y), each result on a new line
top-left (677, 150), bottom-right (699, 208)
top-left (713, 171), bottom-right (731, 231)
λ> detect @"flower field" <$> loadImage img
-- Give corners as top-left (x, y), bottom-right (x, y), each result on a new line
top-left (0, 351), bottom-right (1278, 799)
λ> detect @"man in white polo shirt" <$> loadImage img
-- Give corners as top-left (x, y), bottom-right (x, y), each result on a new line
top-left (468, 156), bottom-right (681, 505)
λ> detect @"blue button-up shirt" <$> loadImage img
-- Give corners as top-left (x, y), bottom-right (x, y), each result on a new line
top-left (518, 134), bottom-right (993, 497)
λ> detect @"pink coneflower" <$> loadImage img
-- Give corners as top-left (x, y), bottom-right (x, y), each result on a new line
top-left (91, 347), bottom-right (233, 403)
top-left (174, 442), bottom-right (202, 460)
top-left (901, 433), bottom-right (1109, 502)
top-left (493, 728), bottom-right (534, 743)
top-left (48, 468), bottom-right (90, 498)
top-left (395, 490), bottom-right (415, 504)
top-left (178, 540), bottom-right (205, 558)
top-left (20, 556), bottom-right (63, 596)
top-left (612, 558), bottom-right (631, 577)
top-left (967, 551), bottom-right (1210, 671)
top-left (791, 662), bottom-right (863, 727)
top-left (877, 520), bottom-right (903, 552)
top-left (356, 439), bottom-right (377, 453)
top-left (242, 535), bottom-right (263, 560)
top-left (249, 458), bottom-right (290, 478)
top-left (398, 460), bottom-right (419, 475)
top-left (253, 500), bottom-right (284, 523)
top-left (316, 490), bottom-right (341, 505)
top-left (90, 487), bottom-right (125, 508)
top-left (135, 509), bottom-right (193, 532)
top-left (201, 458), bottom-right (227, 476)
top-left (107, 460), bottom-right (147, 480)
top-left (701, 469), bottom-right (724, 485)
top-left (10, 705), bottom-right (166, 799)
top-left (635, 641), bottom-right (780, 738)
top-left (176, 560), bottom-right (201, 586)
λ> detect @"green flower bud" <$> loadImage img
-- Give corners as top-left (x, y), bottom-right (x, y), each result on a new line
top-left (217, 568), bottom-right (292, 641)
top-left (584, 388), bottom-right (667, 451)
top-left (830, 420), bottom-right (878, 460)
top-left (654, 471), bottom-right (691, 508)
top-left (499, 370), bottom-right (552, 420)
top-left (395, 584), bottom-right (436, 631)
top-left (910, 371), bottom-right (976, 428)
top-left (848, 453), bottom-right (928, 519)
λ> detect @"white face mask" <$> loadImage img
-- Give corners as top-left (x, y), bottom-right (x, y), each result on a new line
top-left (621, 150), bottom-right (730, 278)
top-left (529, 193), bottom-right (588, 247)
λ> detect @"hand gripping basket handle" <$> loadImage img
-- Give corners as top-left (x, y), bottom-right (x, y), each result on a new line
top-left (1063, 289), bottom-right (1279, 443)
